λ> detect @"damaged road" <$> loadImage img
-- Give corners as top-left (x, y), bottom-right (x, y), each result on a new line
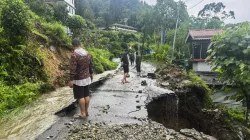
top-left (36, 63), bottom-right (217, 140)
top-left (36, 63), bottom-right (157, 140)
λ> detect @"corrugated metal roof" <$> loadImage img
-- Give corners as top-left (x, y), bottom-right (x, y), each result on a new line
top-left (186, 29), bottom-right (224, 42)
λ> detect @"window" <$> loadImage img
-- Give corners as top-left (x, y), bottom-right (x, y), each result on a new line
top-left (68, 7), bottom-right (71, 13)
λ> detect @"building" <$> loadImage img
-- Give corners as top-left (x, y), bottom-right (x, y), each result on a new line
top-left (46, 0), bottom-right (75, 15)
top-left (185, 29), bottom-right (223, 72)
top-left (110, 24), bottom-right (137, 33)
top-left (46, 0), bottom-right (75, 34)
top-left (62, 0), bottom-right (75, 15)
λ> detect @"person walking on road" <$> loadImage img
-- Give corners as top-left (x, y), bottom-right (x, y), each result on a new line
top-left (129, 53), bottom-right (135, 66)
top-left (121, 50), bottom-right (129, 84)
top-left (69, 39), bottom-right (93, 119)
top-left (135, 52), bottom-right (141, 76)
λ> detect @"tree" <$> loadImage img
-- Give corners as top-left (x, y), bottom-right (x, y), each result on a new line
top-left (67, 15), bottom-right (87, 38)
top-left (189, 16), bottom-right (206, 29)
top-left (196, 2), bottom-right (235, 29)
top-left (205, 18), bottom-right (224, 29)
top-left (0, 0), bottom-right (31, 45)
top-left (165, 27), bottom-right (190, 59)
top-left (103, 12), bottom-right (112, 29)
top-left (53, 3), bottom-right (69, 25)
top-left (207, 22), bottom-right (250, 121)
top-left (153, 0), bottom-right (189, 30)
top-left (24, 0), bottom-right (54, 21)
top-left (198, 2), bottom-right (235, 20)
top-left (109, 0), bottom-right (124, 23)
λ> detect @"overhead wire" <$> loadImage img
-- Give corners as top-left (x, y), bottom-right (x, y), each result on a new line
top-left (188, 0), bottom-right (205, 10)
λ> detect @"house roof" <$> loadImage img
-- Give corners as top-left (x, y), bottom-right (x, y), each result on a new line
top-left (46, 0), bottom-right (75, 8)
top-left (185, 29), bottom-right (224, 43)
top-left (111, 24), bottom-right (137, 30)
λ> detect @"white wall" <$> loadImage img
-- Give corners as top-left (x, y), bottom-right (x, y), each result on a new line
top-left (63, 0), bottom-right (75, 15)
top-left (192, 62), bottom-right (198, 71)
top-left (64, 0), bottom-right (74, 7)
top-left (192, 62), bottom-right (212, 72)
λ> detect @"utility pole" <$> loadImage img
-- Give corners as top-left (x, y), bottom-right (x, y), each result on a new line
top-left (138, 36), bottom-right (141, 56)
top-left (171, 1), bottom-right (180, 63)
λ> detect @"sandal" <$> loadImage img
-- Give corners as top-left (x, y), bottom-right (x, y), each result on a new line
top-left (121, 79), bottom-right (125, 84)
top-left (73, 114), bottom-right (86, 119)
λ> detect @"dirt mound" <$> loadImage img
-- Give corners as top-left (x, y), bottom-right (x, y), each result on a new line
top-left (66, 121), bottom-right (216, 140)
top-left (42, 46), bottom-right (71, 88)
top-left (155, 64), bottom-right (188, 92)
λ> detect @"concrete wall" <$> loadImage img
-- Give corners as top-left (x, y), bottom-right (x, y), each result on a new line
top-left (192, 62), bottom-right (212, 72)
top-left (63, 0), bottom-right (75, 15)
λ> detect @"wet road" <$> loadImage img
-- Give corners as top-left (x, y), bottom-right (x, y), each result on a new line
top-left (36, 63), bottom-right (157, 140)
top-left (0, 69), bottom-right (118, 140)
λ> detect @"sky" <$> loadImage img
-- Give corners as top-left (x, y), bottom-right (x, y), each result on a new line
top-left (143, 0), bottom-right (250, 24)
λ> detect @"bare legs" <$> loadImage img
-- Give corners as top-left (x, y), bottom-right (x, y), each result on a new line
top-left (78, 96), bottom-right (90, 117)
top-left (79, 98), bottom-right (86, 117)
top-left (84, 96), bottom-right (90, 116)
top-left (122, 72), bottom-right (128, 84)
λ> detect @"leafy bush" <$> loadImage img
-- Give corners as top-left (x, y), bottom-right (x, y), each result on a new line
top-left (100, 31), bottom-right (119, 42)
top-left (53, 3), bottom-right (69, 25)
top-left (87, 48), bottom-right (118, 73)
top-left (0, 81), bottom-right (43, 114)
top-left (186, 71), bottom-right (213, 108)
top-left (0, 44), bottom-right (47, 85)
top-left (227, 108), bottom-right (245, 124)
top-left (41, 22), bottom-right (71, 48)
top-left (0, 0), bottom-right (31, 45)
top-left (25, 0), bottom-right (54, 22)
top-left (118, 32), bottom-right (137, 43)
top-left (67, 15), bottom-right (86, 38)
top-left (147, 44), bottom-right (172, 62)
top-left (86, 20), bottom-right (95, 30)
top-left (99, 37), bottom-right (110, 46)
top-left (208, 22), bottom-right (250, 115)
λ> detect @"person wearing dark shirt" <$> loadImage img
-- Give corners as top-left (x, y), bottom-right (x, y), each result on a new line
top-left (129, 53), bottom-right (135, 66)
top-left (69, 39), bottom-right (93, 119)
top-left (121, 50), bottom-right (129, 84)
top-left (135, 52), bottom-right (141, 76)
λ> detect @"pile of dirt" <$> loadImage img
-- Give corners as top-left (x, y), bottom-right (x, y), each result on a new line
top-left (155, 64), bottom-right (188, 92)
top-left (42, 46), bottom-right (71, 88)
top-left (66, 121), bottom-right (216, 140)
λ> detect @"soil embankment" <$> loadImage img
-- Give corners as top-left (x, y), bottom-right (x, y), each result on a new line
top-left (146, 64), bottom-right (250, 140)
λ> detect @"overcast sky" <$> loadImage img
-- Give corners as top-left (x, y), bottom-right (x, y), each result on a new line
top-left (143, 0), bottom-right (250, 23)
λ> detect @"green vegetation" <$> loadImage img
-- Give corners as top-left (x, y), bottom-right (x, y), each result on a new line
top-left (143, 44), bottom-right (172, 62)
top-left (208, 22), bottom-right (250, 120)
top-left (227, 108), bottom-right (245, 124)
top-left (67, 15), bottom-right (87, 38)
top-left (88, 48), bottom-right (117, 74)
top-left (0, 81), bottom-right (43, 115)
top-left (0, 0), bottom-right (118, 115)
top-left (186, 71), bottom-right (213, 108)
top-left (41, 22), bottom-right (71, 47)
top-left (0, 0), bottom-right (245, 125)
